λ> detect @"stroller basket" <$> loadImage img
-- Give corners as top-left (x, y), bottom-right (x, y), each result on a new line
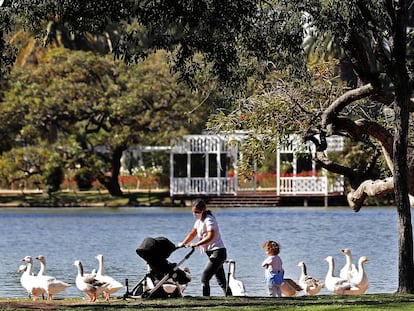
top-left (124, 236), bottom-right (194, 299)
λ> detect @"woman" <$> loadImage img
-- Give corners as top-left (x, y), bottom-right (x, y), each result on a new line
top-left (179, 199), bottom-right (227, 296)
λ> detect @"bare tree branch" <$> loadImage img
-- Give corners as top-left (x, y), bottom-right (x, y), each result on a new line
top-left (321, 83), bottom-right (375, 131)
top-left (347, 177), bottom-right (394, 211)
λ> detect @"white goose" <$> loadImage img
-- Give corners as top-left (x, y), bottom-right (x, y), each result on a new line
top-left (35, 255), bottom-right (70, 300)
top-left (74, 260), bottom-right (109, 302)
top-left (324, 256), bottom-right (352, 294)
top-left (297, 261), bottom-right (324, 295)
top-left (225, 260), bottom-right (247, 296)
top-left (17, 264), bottom-right (33, 298)
top-left (339, 248), bottom-right (359, 281)
top-left (345, 256), bottom-right (369, 295)
top-left (18, 265), bottom-right (29, 274)
top-left (20, 256), bottom-right (46, 301)
top-left (95, 254), bottom-right (123, 301)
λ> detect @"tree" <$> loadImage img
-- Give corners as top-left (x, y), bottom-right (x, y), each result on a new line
top-left (43, 152), bottom-right (64, 193)
top-left (0, 1), bottom-right (16, 91)
top-left (6, 0), bottom-right (304, 89)
top-left (211, 1), bottom-right (414, 293)
top-left (1, 48), bottom-right (207, 195)
top-left (303, 2), bottom-right (414, 293)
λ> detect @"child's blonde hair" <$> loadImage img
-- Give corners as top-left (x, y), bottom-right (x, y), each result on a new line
top-left (262, 240), bottom-right (281, 255)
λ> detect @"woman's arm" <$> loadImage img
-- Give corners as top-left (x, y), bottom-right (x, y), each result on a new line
top-left (194, 229), bottom-right (215, 247)
top-left (180, 228), bottom-right (197, 246)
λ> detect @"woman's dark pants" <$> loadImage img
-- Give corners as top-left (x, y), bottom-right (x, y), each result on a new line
top-left (201, 248), bottom-right (227, 296)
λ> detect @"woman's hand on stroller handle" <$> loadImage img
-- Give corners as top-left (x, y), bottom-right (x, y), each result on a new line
top-left (176, 242), bottom-right (197, 249)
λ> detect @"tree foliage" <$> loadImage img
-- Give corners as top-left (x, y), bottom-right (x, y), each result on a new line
top-left (0, 48), bottom-right (207, 195)
top-left (209, 0), bottom-right (414, 293)
top-left (3, 0), bottom-right (306, 92)
top-left (0, 3), bottom-right (17, 87)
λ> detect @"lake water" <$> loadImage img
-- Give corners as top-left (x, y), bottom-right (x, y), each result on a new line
top-left (0, 206), bottom-right (399, 298)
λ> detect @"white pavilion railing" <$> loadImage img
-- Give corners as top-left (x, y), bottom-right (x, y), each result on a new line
top-left (171, 177), bottom-right (237, 195)
top-left (171, 175), bottom-right (344, 196)
top-left (278, 175), bottom-right (344, 195)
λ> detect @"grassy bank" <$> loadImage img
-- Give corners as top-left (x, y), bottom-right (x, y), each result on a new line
top-left (0, 189), bottom-right (173, 208)
top-left (1, 294), bottom-right (414, 310)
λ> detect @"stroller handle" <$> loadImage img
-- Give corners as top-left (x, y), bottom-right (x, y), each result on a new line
top-left (184, 246), bottom-right (195, 259)
top-left (175, 244), bottom-right (196, 257)
top-left (170, 245), bottom-right (195, 274)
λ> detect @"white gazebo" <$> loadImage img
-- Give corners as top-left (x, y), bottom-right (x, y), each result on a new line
top-left (169, 134), bottom-right (240, 196)
top-left (276, 135), bottom-right (345, 196)
top-left (169, 134), bottom-right (345, 197)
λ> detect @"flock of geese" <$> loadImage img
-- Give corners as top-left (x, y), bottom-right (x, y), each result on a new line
top-left (17, 248), bottom-right (368, 302)
top-left (18, 254), bottom-right (123, 302)
top-left (281, 248), bottom-right (369, 296)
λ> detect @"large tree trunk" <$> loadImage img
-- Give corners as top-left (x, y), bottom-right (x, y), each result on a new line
top-left (393, 0), bottom-right (414, 293)
top-left (98, 146), bottom-right (124, 197)
top-left (103, 177), bottom-right (123, 196)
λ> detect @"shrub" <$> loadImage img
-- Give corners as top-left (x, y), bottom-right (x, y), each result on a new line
top-left (75, 167), bottom-right (95, 191)
top-left (43, 154), bottom-right (64, 193)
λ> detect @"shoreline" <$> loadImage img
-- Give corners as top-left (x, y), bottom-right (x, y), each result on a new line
top-left (0, 188), bottom-right (391, 208)
top-left (0, 294), bottom-right (413, 310)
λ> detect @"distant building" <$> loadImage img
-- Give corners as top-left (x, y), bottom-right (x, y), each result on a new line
top-left (169, 134), bottom-right (240, 196)
top-left (168, 134), bottom-right (344, 197)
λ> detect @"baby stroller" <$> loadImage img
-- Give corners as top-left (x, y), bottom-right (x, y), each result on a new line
top-left (123, 236), bottom-right (194, 299)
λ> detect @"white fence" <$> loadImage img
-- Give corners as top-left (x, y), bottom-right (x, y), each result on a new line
top-left (171, 177), bottom-right (237, 195)
top-left (171, 175), bottom-right (344, 196)
top-left (278, 175), bottom-right (344, 195)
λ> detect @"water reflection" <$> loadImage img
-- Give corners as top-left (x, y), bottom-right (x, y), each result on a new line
top-left (0, 206), bottom-right (399, 298)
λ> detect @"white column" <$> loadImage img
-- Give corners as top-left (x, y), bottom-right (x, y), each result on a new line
top-left (187, 151), bottom-right (191, 193)
top-left (233, 144), bottom-right (238, 194)
top-left (276, 148), bottom-right (280, 195)
top-left (217, 139), bottom-right (221, 195)
top-left (292, 150), bottom-right (297, 194)
top-left (169, 150), bottom-right (174, 196)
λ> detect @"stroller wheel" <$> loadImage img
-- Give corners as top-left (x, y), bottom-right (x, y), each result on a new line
top-left (133, 283), bottom-right (144, 296)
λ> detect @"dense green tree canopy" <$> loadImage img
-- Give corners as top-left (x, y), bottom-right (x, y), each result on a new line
top-left (2, 0), bottom-right (306, 89)
top-left (0, 2), bottom-right (16, 85)
top-left (0, 48), bottom-right (207, 194)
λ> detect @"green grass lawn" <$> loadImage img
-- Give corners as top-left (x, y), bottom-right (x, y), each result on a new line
top-left (1, 294), bottom-right (414, 311)
top-left (0, 189), bottom-right (172, 208)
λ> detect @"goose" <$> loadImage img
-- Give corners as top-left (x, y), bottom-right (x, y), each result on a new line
top-left (297, 261), bottom-right (324, 295)
top-left (344, 256), bottom-right (369, 295)
top-left (225, 260), bottom-right (247, 296)
top-left (95, 254), bottom-right (123, 301)
top-left (17, 264), bottom-right (33, 298)
top-left (35, 255), bottom-right (70, 300)
top-left (339, 248), bottom-right (358, 281)
top-left (74, 260), bottom-right (109, 302)
top-left (324, 256), bottom-right (352, 294)
top-left (20, 256), bottom-right (46, 301)
top-left (281, 278), bottom-right (302, 297)
top-left (18, 265), bottom-right (29, 274)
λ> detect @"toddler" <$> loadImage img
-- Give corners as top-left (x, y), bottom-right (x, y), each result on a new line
top-left (261, 240), bottom-right (284, 297)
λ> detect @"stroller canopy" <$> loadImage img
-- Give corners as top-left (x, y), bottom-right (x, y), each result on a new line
top-left (136, 236), bottom-right (176, 263)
